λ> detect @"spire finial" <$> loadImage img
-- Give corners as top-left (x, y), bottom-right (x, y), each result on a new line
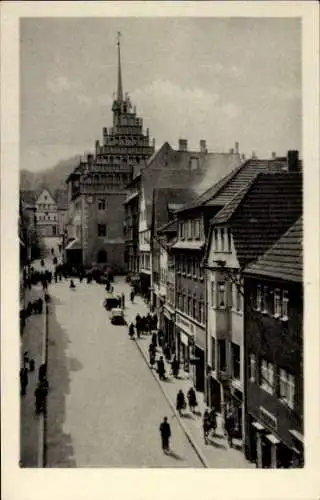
top-left (116, 31), bottom-right (123, 102)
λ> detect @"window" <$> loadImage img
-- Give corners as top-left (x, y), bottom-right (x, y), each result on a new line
top-left (183, 294), bottom-right (187, 313)
top-left (231, 343), bottom-right (240, 380)
top-left (195, 219), bottom-right (200, 239)
top-left (45, 212), bottom-right (48, 219)
top-left (188, 296), bottom-right (192, 316)
top-left (182, 256), bottom-right (186, 274)
top-left (256, 285), bottom-right (262, 311)
top-left (227, 228), bottom-right (232, 252)
top-left (274, 288), bottom-right (281, 317)
top-left (199, 301), bottom-right (205, 324)
top-left (52, 226), bottom-right (57, 236)
top-left (98, 199), bottom-right (106, 210)
top-left (211, 281), bottom-right (215, 308)
top-left (192, 297), bottom-right (197, 319)
top-left (282, 290), bottom-right (289, 320)
top-left (249, 353), bottom-right (256, 382)
top-left (214, 229), bottom-right (218, 251)
top-left (218, 281), bottom-right (226, 308)
top-left (187, 257), bottom-right (192, 276)
top-left (199, 263), bottom-right (204, 280)
top-left (97, 224), bottom-right (106, 237)
top-left (218, 339), bottom-right (226, 372)
top-left (261, 286), bottom-right (268, 313)
top-left (279, 369), bottom-right (295, 409)
top-left (181, 223), bottom-right (185, 240)
top-left (260, 359), bottom-right (274, 394)
top-left (187, 220), bottom-right (192, 239)
top-left (220, 228), bottom-right (225, 252)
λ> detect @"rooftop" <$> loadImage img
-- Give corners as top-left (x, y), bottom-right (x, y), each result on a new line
top-left (244, 216), bottom-right (303, 283)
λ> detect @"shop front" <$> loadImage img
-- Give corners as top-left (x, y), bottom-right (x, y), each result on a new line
top-left (175, 312), bottom-right (195, 377)
top-left (163, 305), bottom-right (175, 354)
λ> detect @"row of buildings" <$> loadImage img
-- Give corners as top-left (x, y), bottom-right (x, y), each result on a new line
top-left (62, 39), bottom-right (303, 468)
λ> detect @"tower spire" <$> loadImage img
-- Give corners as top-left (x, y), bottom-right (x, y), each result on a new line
top-left (116, 32), bottom-right (123, 102)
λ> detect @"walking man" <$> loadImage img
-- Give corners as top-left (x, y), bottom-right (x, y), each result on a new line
top-left (159, 417), bottom-right (171, 453)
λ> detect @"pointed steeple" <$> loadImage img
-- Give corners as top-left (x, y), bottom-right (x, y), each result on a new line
top-left (116, 32), bottom-right (123, 102)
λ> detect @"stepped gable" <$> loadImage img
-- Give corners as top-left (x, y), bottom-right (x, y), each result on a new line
top-left (244, 216), bottom-right (303, 282)
top-left (179, 157), bottom-right (288, 213)
top-left (211, 172), bottom-right (302, 267)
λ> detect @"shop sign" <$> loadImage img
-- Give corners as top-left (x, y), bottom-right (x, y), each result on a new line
top-left (176, 313), bottom-right (195, 337)
top-left (259, 406), bottom-right (277, 431)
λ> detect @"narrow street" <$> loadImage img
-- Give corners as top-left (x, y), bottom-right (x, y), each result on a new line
top-left (46, 276), bottom-right (203, 467)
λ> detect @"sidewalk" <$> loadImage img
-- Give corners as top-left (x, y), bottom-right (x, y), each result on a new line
top-left (125, 294), bottom-right (254, 469)
top-left (20, 284), bottom-right (45, 467)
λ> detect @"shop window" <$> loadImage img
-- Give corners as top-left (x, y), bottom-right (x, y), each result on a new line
top-left (218, 339), bottom-right (226, 372)
top-left (279, 368), bottom-right (295, 409)
top-left (274, 289), bottom-right (281, 318)
top-left (249, 353), bottom-right (256, 382)
top-left (259, 359), bottom-right (274, 394)
top-left (231, 343), bottom-right (240, 380)
top-left (97, 224), bottom-right (106, 237)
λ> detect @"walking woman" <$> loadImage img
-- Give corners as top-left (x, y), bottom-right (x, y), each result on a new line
top-left (176, 389), bottom-right (186, 417)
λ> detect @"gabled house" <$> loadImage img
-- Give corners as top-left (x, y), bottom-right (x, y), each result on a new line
top-left (204, 166), bottom-right (302, 444)
top-left (172, 151), bottom-right (296, 397)
top-left (243, 217), bottom-right (303, 468)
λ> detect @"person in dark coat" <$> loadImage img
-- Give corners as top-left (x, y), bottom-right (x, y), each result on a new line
top-left (159, 417), bottom-right (171, 453)
top-left (209, 407), bottom-right (217, 435)
top-left (129, 322), bottom-right (135, 339)
top-left (130, 289), bottom-right (135, 303)
top-left (20, 367), bottom-right (28, 395)
top-left (151, 332), bottom-right (157, 348)
top-left (225, 411), bottom-right (235, 447)
top-left (171, 355), bottom-right (179, 378)
top-left (176, 389), bottom-right (186, 416)
top-left (149, 342), bottom-right (156, 366)
top-left (34, 378), bottom-right (48, 413)
top-left (163, 343), bottom-right (171, 362)
top-left (121, 293), bottom-right (125, 309)
top-left (203, 409), bottom-right (211, 445)
top-left (70, 279), bottom-right (76, 289)
top-left (187, 387), bottom-right (197, 413)
top-left (157, 329), bottom-right (164, 349)
top-left (152, 313), bottom-right (158, 331)
top-left (157, 356), bottom-right (166, 380)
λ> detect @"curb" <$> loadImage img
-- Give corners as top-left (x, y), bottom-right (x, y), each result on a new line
top-left (134, 337), bottom-right (209, 468)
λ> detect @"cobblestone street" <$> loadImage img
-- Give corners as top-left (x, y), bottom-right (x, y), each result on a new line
top-left (46, 277), bottom-right (203, 467)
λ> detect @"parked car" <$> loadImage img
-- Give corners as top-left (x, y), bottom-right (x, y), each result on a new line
top-left (103, 293), bottom-right (121, 311)
top-left (110, 308), bottom-right (125, 325)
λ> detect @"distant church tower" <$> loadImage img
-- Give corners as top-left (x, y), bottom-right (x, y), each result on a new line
top-left (66, 33), bottom-right (155, 272)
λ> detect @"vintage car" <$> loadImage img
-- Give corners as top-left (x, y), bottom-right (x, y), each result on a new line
top-left (110, 308), bottom-right (125, 325)
top-left (103, 293), bottom-right (121, 311)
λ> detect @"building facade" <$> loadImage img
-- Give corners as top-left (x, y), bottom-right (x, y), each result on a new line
top-left (65, 37), bottom-right (154, 270)
top-left (243, 217), bottom-right (303, 468)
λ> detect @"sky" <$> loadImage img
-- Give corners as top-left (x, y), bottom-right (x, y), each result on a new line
top-left (20, 17), bottom-right (302, 172)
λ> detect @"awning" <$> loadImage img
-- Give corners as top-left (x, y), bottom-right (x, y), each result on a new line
top-left (65, 239), bottom-right (82, 251)
top-left (266, 434), bottom-right (280, 445)
top-left (252, 421), bottom-right (265, 431)
top-left (171, 240), bottom-right (205, 250)
top-left (124, 191), bottom-right (139, 204)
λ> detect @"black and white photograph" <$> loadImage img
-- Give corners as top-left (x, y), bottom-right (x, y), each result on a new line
top-left (2, 2), bottom-right (319, 500)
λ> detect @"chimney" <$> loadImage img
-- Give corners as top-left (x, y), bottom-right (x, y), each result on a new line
top-left (103, 127), bottom-right (107, 136)
top-left (287, 150), bottom-right (299, 172)
top-left (252, 151), bottom-right (257, 159)
top-left (95, 140), bottom-right (100, 152)
top-left (272, 152), bottom-right (276, 159)
top-left (235, 142), bottom-right (239, 154)
top-left (178, 139), bottom-right (188, 152)
top-left (200, 139), bottom-right (207, 153)
top-left (229, 148), bottom-right (234, 154)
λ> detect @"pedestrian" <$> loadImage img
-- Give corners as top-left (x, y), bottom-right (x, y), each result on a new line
top-left (176, 389), bottom-right (186, 416)
top-left (209, 407), bottom-right (217, 435)
top-left (70, 279), bottom-right (76, 289)
top-left (157, 329), bottom-right (164, 349)
top-left (152, 313), bottom-right (158, 331)
top-left (163, 343), bottom-right (171, 362)
top-left (151, 331), bottom-right (157, 348)
top-left (187, 387), bottom-right (198, 413)
top-left (149, 345), bottom-right (156, 367)
top-left (129, 322), bottom-right (135, 339)
top-left (171, 355), bottom-right (179, 378)
top-left (29, 358), bottom-right (35, 372)
top-left (203, 409), bottom-right (211, 445)
top-left (157, 356), bottom-right (166, 381)
top-left (121, 292), bottom-right (125, 309)
top-left (20, 367), bottom-right (28, 396)
top-left (159, 417), bottom-right (171, 453)
top-left (225, 410), bottom-right (235, 447)
top-left (23, 351), bottom-right (29, 368)
top-left (130, 289), bottom-right (135, 303)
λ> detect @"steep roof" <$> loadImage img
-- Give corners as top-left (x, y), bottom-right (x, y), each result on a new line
top-left (208, 172), bottom-right (302, 268)
top-left (244, 217), bottom-right (303, 283)
top-left (179, 157), bottom-right (288, 213)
